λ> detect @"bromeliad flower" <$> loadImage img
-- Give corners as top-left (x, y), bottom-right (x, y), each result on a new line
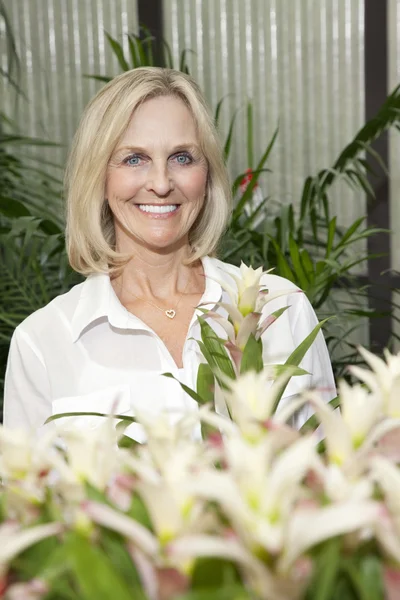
top-left (349, 347), bottom-right (400, 417)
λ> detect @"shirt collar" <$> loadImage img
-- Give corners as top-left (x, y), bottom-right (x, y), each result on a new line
top-left (71, 256), bottom-right (224, 343)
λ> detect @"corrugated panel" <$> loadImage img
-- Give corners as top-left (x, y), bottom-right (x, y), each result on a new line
top-left (0, 0), bottom-right (139, 174)
top-left (164, 0), bottom-right (365, 230)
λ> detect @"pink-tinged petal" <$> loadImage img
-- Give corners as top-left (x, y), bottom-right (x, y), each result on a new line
top-left (0, 522), bottom-right (62, 566)
top-left (256, 312), bottom-right (281, 339)
top-left (383, 565), bottom-right (400, 600)
top-left (376, 428), bottom-right (400, 462)
top-left (157, 568), bottom-right (189, 600)
top-left (128, 545), bottom-right (158, 600)
top-left (370, 455), bottom-right (400, 515)
top-left (5, 579), bottom-right (48, 600)
top-left (375, 508), bottom-right (400, 563)
top-left (237, 313), bottom-right (261, 349)
top-left (279, 501), bottom-right (381, 572)
top-left (224, 341), bottom-right (242, 372)
top-left (362, 419), bottom-right (400, 457)
top-left (82, 500), bottom-right (159, 557)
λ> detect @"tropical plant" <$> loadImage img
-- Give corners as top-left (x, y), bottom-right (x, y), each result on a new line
top-left (0, 5), bottom-right (82, 404)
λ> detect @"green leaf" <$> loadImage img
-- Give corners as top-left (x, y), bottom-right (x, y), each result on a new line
top-left (163, 372), bottom-right (209, 404)
top-left (105, 32), bottom-right (130, 71)
top-left (0, 196), bottom-right (31, 218)
top-left (126, 493), bottom-right (154, 532)
top-left (325, 217), bottom-right (337, 258)
top-left (306, 538), bottom-right (341, 600)
top-left (198, 319), bottom-right (236, 380)
top-left (64, 532), bottom-right (143, 600)
top-left (191, 557), bottom-right (241, 589)
top-left (232, 127), bottom-right (278, 221)
top-left (196, 362), bottom-right (215, 404)
top-left (289, 234), bottom-right (309, 289)
top-left (44, 411), bottom-right (136, 424)
top-left (223, 107), bottom-right (241, 160)
top-left (285, 318), bottom-right (330, 368)
top-left (272, 364), bottom-right (309, 377)
top-left (100, 530), bottom-right (142, 589)
top-left (240, 334), bottom-right (263, 374)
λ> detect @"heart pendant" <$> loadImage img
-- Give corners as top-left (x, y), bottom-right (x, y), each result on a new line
top-left (165, 309), bottom-right (176, 319)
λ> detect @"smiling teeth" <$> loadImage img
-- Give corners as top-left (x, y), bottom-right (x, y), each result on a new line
top-left (138, 204), bottom-right (178, 214)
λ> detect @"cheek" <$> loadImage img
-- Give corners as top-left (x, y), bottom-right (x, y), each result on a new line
top-left (181, 167), bottom-right (208, 200)
top-left (106, 169), bottom-right (142, 200)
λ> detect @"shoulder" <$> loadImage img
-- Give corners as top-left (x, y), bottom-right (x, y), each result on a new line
top-left (208, 257), bottom-right (301, 293)
top-left (14, 280), bottom-right (86, 340)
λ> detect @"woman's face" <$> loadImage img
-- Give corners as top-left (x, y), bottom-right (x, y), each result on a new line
top-left (106, 95), bottom-right (208, 254)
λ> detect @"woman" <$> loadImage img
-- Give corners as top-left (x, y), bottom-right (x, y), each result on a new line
top-left (3, 67), bottom-right (335, 437)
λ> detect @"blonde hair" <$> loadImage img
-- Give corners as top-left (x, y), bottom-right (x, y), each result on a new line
top-left (65, 67), bottom-right (232, 275)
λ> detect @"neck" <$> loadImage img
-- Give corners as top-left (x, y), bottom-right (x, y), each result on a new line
top-left (111, 244), bottom-right (202, 301)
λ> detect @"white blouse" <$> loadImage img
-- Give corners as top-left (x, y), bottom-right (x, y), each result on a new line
top-left (3, 257), bottom-right (336, 438)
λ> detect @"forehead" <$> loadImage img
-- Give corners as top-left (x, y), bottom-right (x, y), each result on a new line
top-left (120, 95), bottom-right (198, 145)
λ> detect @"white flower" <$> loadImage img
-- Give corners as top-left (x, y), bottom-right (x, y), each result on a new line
top-left (278, 500), bottom-right (381, 572)
top-left (0, 427), bottom-right (56, 480)
top-left (339, 379), bottom-right (383, 448)
top-left (350, 347), bottom-right (400, 417)
top-left (57, 419), bottom-right (121, 490)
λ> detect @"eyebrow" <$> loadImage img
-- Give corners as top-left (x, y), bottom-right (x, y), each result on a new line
top-left (114, 143), bottom-right (201, 155)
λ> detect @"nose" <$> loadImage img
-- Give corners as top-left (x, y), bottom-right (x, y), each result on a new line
top-left (144, 161), bottom-right (174, 197)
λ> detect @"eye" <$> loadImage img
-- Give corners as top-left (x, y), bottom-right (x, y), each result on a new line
top-left (123, 154), bottom-right (142, 167)
top-left (172, 152), bottom-right (193, 166)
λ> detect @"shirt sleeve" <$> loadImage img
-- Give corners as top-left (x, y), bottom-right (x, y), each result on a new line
top-left (261, 290), bottom-right (337, 429)
top-left (3, 327), bottom-right (52, 431)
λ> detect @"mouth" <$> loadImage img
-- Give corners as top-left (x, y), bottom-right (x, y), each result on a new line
top-left (135, 203), bottom-right (180, 216)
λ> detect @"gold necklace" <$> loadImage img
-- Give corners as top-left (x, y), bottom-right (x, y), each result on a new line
top-left (130, 273), bottom-right (192, 319)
